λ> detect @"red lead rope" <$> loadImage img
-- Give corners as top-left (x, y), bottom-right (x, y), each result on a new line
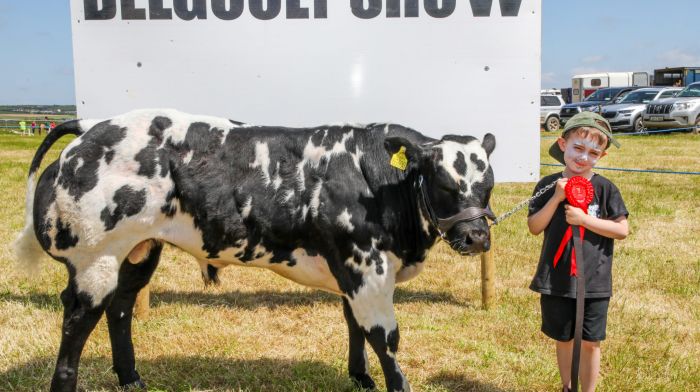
top-left (553, 176), bottom-right (594, 277)
top-left (553, 225), bottom-right (585, 276)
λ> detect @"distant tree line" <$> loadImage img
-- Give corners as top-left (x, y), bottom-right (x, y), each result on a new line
top-left (0, 105), bottom-right (77, 115)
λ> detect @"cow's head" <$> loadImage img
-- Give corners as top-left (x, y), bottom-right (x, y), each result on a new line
top-left (384, 133), bottom-right (496, 255)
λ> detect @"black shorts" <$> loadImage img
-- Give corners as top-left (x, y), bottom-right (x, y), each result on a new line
top-left (540, 294), bottom-right (610, 342)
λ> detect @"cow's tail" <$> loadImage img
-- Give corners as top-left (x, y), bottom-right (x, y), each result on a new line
top-left (13, 120), bottom-right (85, 274)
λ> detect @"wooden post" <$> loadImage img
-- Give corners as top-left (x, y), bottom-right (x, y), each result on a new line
top-left (133, 285), bottom-right (150, 319)
top-left (480, 233), bottom-right (495, 310)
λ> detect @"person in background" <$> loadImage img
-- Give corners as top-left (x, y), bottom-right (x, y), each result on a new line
top-left (44, 117), bottom-right (51, 134)
top-left (19, 120), bottom-right (28, 136)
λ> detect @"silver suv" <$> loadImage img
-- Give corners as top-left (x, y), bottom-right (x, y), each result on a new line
top-left (600, 87), bottom-right (680, 131)
top-left (540, 93), bottom-right (565, 131)
top-left (643, 82), bottom-right (700, 133)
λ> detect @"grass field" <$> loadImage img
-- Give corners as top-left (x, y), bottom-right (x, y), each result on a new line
top-left (0, 130), bottom-right (698, 391)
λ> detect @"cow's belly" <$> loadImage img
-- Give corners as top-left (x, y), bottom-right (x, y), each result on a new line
top-left (158, 212), bottom-right (211, 259)
top-left (213, 247), bottom-right (341, 295)
top-left (395, 262), bottom-right (425, 283)
top-left (265, 249), bottom-right (341, 295)
top-left (159, 213), bottom-right (341, 294)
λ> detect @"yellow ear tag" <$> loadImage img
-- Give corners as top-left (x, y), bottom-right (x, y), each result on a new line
top-left (390, 146), bottom-right (408, 171)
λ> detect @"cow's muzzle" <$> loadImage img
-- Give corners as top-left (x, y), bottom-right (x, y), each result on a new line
top-left (459, 228), bottom-right (490, 255)
top-left (416, 175), bottom-right (495, 252)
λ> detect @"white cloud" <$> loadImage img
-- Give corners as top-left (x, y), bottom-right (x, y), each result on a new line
top-left (655, 49), bottom-right (700, 67)
top-left (582, 55), bottom-right (605, 64)
top-left (542, 72), bottom-right (557, 84)
top-left (570, 66), bottom-right (605, 76)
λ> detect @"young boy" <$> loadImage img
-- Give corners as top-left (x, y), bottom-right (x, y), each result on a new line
top-left (528, 112), bottom-right (629, 392)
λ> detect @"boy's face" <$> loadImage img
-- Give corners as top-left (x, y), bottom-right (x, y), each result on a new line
top-left (556, 132), bottom-right (607, 176)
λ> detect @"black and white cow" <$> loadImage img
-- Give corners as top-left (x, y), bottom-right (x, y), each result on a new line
top-left (14, 109), bottom-right (495, 392)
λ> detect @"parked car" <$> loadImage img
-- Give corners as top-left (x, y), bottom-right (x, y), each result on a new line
top-left (559, 86), bottom-right (640, 125)
top-left (600, 87), bottom-right (681, 131)
top-left (540, 93), bottom-right (565, 131)
top-left (642, 82), bottom-right (700, 133)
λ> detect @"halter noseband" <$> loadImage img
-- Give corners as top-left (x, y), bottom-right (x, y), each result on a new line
top-left (416, 175), bottom-right (495, 238)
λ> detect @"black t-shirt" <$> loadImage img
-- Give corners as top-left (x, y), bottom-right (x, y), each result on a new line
top-left (528, 172), bottom-right (629, 298)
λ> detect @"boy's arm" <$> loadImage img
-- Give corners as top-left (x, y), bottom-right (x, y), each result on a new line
top-left (527, 178), bottom-right (567, 235)
top-left (564, 206), bottom-right (629, 240)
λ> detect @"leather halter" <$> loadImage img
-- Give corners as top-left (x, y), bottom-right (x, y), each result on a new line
top-left (416, 175), bottom-right (495, 238)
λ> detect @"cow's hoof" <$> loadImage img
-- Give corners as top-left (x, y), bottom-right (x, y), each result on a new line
top-left (119, 379), bottom-right (146, 391)
top-left (350, 373), bottom-right (376, 390)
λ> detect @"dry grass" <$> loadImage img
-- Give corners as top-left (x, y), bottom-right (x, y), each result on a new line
top-left (0, 131), bottom-right (698, 391)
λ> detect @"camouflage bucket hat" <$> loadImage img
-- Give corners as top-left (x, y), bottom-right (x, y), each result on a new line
top-left (548, 111), bottom-right (620, 164)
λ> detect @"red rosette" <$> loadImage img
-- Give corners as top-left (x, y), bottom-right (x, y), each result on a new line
top-left (553, 176), bottom-right (594, 277)
top-left (565, 176), bottom-right (594, 211)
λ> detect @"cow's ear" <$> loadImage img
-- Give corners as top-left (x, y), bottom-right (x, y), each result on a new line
top-left (482, 133), bottom-right (496, 158)
top-left (384, 137), bottom-right (425, 167)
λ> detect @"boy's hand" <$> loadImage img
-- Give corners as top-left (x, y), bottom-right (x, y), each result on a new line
top-left (553, 178), bottom-right (568, 203)
top-left (564, 205), bottom-right (588, 226)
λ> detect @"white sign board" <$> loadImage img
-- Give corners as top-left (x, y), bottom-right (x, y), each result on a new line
top-left (70, 0), bottom-right (541, 182)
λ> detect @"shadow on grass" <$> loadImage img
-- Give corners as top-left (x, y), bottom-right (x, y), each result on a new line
top-left (1, 355), bottom-right (365, 392)
top-left (0, 290), bottom-right (62, 311)
top-left (3, 286), bottom-right (474, 313)
top-left (151, 286), bottom-right (474, 310)
top-left (425, 371), bottom-right (509, 392)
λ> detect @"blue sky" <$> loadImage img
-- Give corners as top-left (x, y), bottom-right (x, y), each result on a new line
top-left (1, 0), bottom-right (698, 104)
top-left (0, 1), bottom-right (74, 104)
top-left (542, 0), bottom-right (700, 89)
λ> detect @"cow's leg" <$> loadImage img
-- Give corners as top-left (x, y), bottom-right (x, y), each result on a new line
top-left (204, 264), bottom-right (221, 285)
top-left (105, 241), bottom-right (163, 389)
top-left (51, 265), bottom-right (114, 392)
top-left (198, 260), bottom-right (221, 286)
top-left (345, 290), bottom-right (410, 391)
top-left (342, 297), bottom-right (376, 390)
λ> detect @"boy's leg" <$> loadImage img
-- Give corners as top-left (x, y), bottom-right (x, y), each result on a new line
top-left (579, 297), bottom-right (608, 391)
top-left (580, 340), bottom-right (601, 392)
top-left (556, 339), bottom-right (573, 390)
top-left (557, 339), bottom-right (600, 392)
top-left (541, 295), bottom-right (576, 390)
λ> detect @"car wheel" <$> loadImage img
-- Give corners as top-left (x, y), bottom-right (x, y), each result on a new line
top-left (546, 116), bottom-right (560, 132)
top-left (633, 116), bottom-right (644, 132)
top-left (694, 117), bottom-right (700, 134)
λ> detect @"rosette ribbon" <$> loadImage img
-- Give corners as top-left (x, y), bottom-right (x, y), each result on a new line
top-left (552, 176), bottom-right (594, 277)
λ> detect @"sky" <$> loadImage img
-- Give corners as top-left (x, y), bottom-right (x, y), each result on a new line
top-left (1, 0), bottom-right (699, 104)
top-left (542, 0), bottom-right (700, 89)
top-left (0, 2), bottom-right (74, 104)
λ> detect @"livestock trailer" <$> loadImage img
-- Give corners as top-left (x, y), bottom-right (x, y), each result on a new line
top-left (653, 67), bottom-right (700, 87)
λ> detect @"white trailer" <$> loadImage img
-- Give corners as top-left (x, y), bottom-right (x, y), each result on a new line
top-left (571, 72), bottom-right (649, 102)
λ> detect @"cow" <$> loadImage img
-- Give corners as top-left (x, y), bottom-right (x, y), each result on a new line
top-left (13, 109), bottom-right (496, 392)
